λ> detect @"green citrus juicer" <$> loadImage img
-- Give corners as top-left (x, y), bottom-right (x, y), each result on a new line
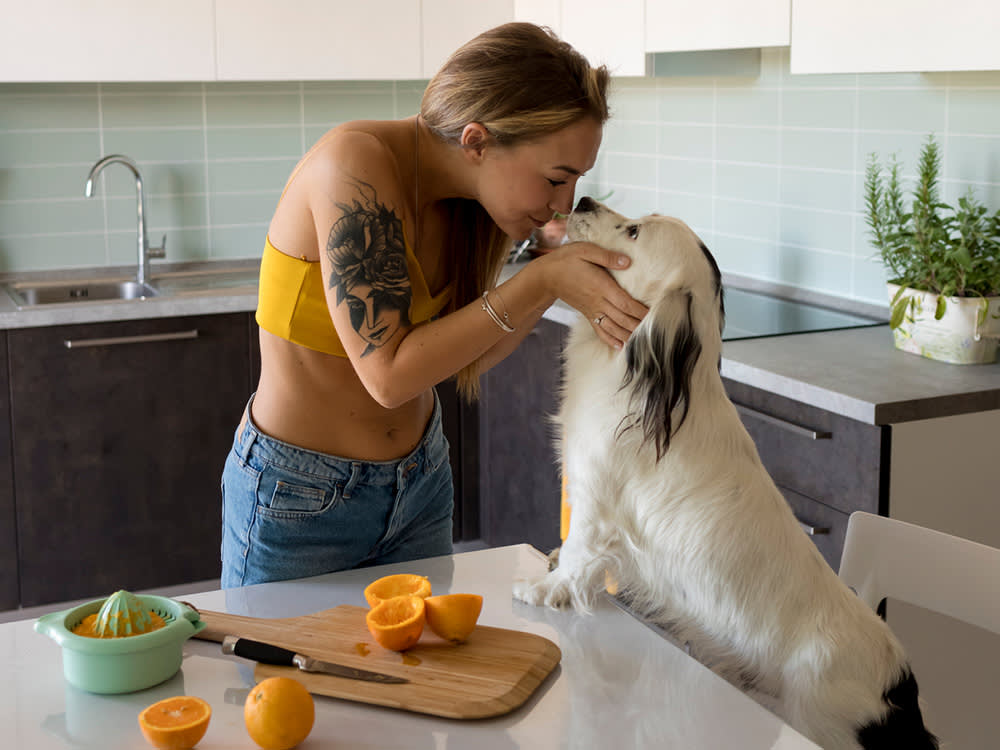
top-left (35, 591), bottom-right (206, 694)
top-left (93, 589), bottom-right (159, 636)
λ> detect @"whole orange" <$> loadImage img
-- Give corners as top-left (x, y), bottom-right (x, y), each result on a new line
top-left (244, 677), bottom-right (315, 750)
top-left (137, 695), bottom-right (211, 750)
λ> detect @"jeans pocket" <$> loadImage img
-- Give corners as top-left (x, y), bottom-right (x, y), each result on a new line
top-left (256, 468), bottom-right (342, 518)
top-left (269, 480), bottom-right (332, 512)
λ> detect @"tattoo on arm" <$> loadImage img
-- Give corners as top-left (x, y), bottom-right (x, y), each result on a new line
top-left (326, 180), bottom-right (411, 357)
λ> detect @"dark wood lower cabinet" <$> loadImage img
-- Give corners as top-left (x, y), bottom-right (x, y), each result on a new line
top-left (478, 318), bottom-right (567, 553)
top-left (0, 306), bottom-right (892, 609)
top-left (723, 377), bottom-right (888, 570)
top-left (0, 332), bottom-right (17, 611)
top-left (10, 313), bottom-right (253, 607)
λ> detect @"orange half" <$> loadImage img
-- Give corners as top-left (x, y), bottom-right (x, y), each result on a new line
top-left (423, 594), bottom-right (483, 643)
top-left (138, 695), bottom-right (211, 750)
top-left (363, 573), bottom-right (432, 608)
top-left (365, 595), bottom-right (426, 651)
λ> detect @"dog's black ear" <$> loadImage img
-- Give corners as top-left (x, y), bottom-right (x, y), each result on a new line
top-left (698, 240), bottom-right (725, 336)
top-left (620, 288), bottom-right (701, 460)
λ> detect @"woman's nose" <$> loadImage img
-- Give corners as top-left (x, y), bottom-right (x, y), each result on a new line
top-left (549, 193), bottom-right (573, 216)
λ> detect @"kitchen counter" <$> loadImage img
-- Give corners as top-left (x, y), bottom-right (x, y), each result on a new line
top-left (0, 261), bottom-right (260, 330)
top-left (3, 545), bottom-right (819, 749)
top-left (497, 261), bottom-right (1000, 425)
top-left (2, 260), bottom-right (997, 425)
top-left (720, 326), bottom-right (1000, 425)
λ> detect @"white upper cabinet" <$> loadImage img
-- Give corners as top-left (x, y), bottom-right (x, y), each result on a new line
top-left (645, 1), bottom-right (790, 53)
top-left (216, 0), bottom-right (421, 80)
top-left (421, 1), bottom-right (515, 79)
top-left (791, 0), bottom-right (1000, 73)
top-left (0, 1), bottom-right (215, 82)
top-left (514, 0), bottom-right (562, 32)
top-left (465, 0), bottom-right (647, 77)
top-left (559, 0), bottom-right (647, 76)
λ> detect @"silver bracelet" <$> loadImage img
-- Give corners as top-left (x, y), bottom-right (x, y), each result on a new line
top-left (481, 290), bottom-right (515, 333)
top-left (492, 289), bottom-right (512, 327)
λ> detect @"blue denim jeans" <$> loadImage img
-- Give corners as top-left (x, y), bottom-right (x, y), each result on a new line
top-left (220, 392), bottom-right (454, 587)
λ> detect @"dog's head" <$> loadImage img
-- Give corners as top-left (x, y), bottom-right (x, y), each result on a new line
top-left (567, 197), bottom-right (725, 459)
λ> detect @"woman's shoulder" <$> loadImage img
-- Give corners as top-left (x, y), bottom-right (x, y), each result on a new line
top-left (302, 119), bottom-right (413, 203)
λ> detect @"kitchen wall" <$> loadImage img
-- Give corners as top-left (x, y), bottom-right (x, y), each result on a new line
top-left (1, 48), bottom-right (998, 307)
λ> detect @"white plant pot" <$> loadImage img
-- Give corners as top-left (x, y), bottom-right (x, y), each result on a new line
top-left (888, 283), bottom-right (1000, 365)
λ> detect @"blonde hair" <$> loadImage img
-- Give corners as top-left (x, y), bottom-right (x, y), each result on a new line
top-left (421, 22), bottom-right (611, 399)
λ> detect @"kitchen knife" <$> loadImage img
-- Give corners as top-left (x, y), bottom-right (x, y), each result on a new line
top-left (222, 635), bottom-right (409, 684)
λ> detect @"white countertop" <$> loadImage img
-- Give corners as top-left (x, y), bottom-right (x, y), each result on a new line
top-left (5, 545), bottom-right (817, 749)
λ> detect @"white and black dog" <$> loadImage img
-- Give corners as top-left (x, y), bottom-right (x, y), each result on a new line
top-left (512, 198), bottom-right (938, 750)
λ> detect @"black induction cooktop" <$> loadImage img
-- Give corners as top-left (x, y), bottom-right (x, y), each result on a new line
top-left (722, 288), bottom-right (884, 341)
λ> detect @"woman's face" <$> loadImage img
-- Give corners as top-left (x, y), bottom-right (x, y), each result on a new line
top-left (476, 117), bottom-right (603, 242)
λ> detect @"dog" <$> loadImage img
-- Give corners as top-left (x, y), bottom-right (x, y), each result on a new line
top-left (512, 197), bottom-right (938, 750)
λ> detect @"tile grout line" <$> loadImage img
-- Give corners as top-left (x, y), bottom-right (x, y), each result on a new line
top-left (96, 83), bottom-right (110, 266)
top-left (776, 54), bottom-right (784, 270)
top-left (201, 83), bottom-right (212, 258)
top-left (849, 71), bottom-right (862, 299)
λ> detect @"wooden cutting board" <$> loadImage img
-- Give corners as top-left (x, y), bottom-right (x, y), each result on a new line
top-left (194, 606), bottom-right (560, 719)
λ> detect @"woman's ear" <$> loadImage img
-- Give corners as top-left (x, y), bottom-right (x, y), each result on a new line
top-left (460, 122), bottom-right (490, 159)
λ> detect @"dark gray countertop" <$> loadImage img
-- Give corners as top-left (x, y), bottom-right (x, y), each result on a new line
top-left (0, 261), bottom-right (259, 329)
top-left (719, 327), bottom-right (1000, 425)
top-left (2, 261), bottom-right (997, 425)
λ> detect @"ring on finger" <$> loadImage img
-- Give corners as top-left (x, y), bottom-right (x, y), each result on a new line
top-left (594, 314), bottom-right (605, 326)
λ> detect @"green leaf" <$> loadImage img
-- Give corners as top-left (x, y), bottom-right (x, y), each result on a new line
top-left (889, 284), bottom-right (908, 306)
top-left (934, 294), bottom-right (947, 320)
top-left (889, 296), bottom-right (910, 329)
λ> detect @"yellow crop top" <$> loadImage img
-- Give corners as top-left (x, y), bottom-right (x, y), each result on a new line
top-left (255, 235), bottom-right (453, 357)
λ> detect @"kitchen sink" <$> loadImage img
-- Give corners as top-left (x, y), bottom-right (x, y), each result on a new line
top-left (5, 279), bottom-right (159, 308)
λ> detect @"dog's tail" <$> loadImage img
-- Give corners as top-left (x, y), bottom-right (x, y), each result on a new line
top-left (855, 667), bottom-right (939, 750)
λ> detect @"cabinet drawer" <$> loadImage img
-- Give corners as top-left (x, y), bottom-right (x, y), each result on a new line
top-left (11, 313), bottom-right (253, 607)
top-left (723, 378), bottom-right (886, 516)
top-left (780, 487), bottom-right (849, 572)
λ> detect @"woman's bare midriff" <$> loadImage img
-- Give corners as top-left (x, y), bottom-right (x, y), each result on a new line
top-left (247, 329), bottom-right (435, 461)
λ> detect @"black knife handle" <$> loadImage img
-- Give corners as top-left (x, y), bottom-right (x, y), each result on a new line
top-left (229, 637), bottom-right (297, 666)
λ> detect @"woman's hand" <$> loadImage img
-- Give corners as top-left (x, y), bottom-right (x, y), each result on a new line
top-left (535, 241), bottom-right (648, 349)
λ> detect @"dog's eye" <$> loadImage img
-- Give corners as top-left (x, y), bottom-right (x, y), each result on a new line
top-left (626, 224), bottom-right (640, 240)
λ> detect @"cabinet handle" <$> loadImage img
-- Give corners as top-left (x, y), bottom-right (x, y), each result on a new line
top-left (798, 519), bottom-right (830, 536)
top-left (734, 404), bottom-right (832, 440)
top-left (63, 329), bottom-right (199, 349)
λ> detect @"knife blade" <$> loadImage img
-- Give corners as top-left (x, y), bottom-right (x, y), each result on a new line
top-left (221, 635), bottom-right (409, 684)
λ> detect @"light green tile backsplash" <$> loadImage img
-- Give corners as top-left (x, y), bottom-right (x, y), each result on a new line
top-left (1, 50), bottom-right (999, 306)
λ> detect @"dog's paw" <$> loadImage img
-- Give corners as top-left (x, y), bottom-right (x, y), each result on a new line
top-left (512, 575), bottom-right (574, 609)
top-left (547, 546), bottom-right (561, 571)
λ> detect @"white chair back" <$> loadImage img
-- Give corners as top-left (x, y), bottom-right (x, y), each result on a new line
top-left (839, 511), bottom-right (1000, 635)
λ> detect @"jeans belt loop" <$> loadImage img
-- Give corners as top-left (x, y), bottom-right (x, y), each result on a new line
top-left (236, 418), bottom-right (257, 462)
top-left (342, 462), bottom-right (362, 500)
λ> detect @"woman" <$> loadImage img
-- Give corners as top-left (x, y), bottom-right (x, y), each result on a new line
top-left (221, 22), bottom-right (647, 587)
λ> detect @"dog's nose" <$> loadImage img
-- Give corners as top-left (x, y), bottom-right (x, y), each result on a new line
top-left (574, 196), bottom-right (597, 213)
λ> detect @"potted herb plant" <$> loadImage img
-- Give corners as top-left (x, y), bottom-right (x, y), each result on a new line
top-left (864, 134), bottom-right (1000, 364)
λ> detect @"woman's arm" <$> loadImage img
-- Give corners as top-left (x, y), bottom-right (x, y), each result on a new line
top-left (468, 243), bottom-right (646, 373)
top-left (309, 131), bottom-right (643, 408)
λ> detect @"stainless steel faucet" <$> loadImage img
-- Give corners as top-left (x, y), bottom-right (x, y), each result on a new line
top-left (84, 155), bottom-right (166, 287)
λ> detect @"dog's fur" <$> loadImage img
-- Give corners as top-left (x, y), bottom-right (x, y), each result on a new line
top-left (511, 198), bottom-right (938, 750)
